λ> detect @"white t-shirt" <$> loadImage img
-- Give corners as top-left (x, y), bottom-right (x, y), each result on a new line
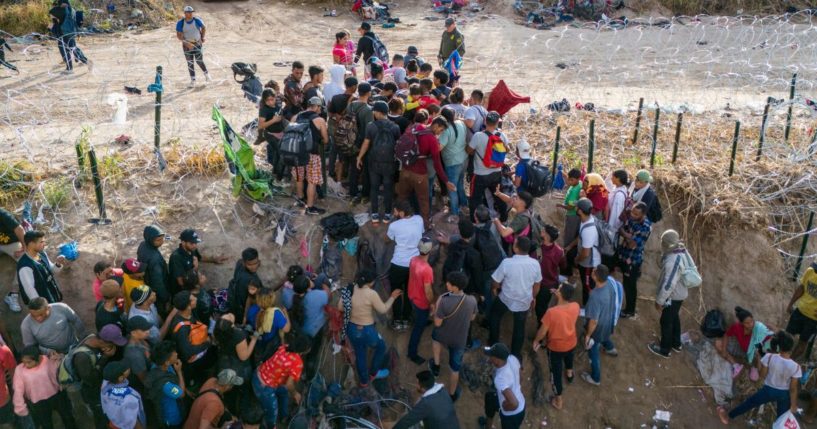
top-left (607, 185), bottom-right (628, 232)
top-left (387, 215), bottom-right (424, 267)
top-left (578, 217), bottom-right (601, 268)
top-left (492, 255), bottom-right (543, 312)
top-left (468, 131), bottom-right (507, 176)
top-left (494, 355), bottom-right (525, 416)
top-left (761, 353), bottom-right (801, 390)
top-left (464, 105), bottom-right (487, 132)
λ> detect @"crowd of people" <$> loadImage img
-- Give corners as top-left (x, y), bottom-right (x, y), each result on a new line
top-left (0, 4), bottom-right (816, 429)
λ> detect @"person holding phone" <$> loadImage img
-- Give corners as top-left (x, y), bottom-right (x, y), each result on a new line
top-left (16, 231), bottom-right (66, 305)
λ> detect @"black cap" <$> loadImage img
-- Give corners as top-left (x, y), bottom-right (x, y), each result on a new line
top-left (102, 360), bottom-right (130, 382)
top-left (407, 46), bottom-right (418, 54)
top-left (358, 82), bottom-right (372, 96)
top-left (372, 101), bottom-right (389, 115)
top-left (484, 343), bottom-right (510, 360)
top-left (128, 316), bottom-right (153, 332)
top-left (179, 229), bottom-right (202, 243)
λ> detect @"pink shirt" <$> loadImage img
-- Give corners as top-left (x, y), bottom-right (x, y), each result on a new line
top-left (13, 355), bottom-right (61, 416)
top-left (93, 268), bottom-right (124, 301)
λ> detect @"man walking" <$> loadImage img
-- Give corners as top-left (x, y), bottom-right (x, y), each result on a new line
top-left (394, 371), bottom-right (461, 429)
top-left (292, 97), bottom-right (329, 215)
top-left (648, 230), bottom-right (691, 358)
top-left (354, 22), bottom-right (381, 78)
top-left (17, 230), bottom-right (66, 305)
top-left (438, 17), bottom-right (465, 66)
top-left (581, 265), bottom-right (618, 386)
top-left (431, 271), bottom-right (477, 400)
top-left (176, 6), bottom-right (209, 87)
top-left (50, 0), bottom-right (91, 74)
top-left (617, 202), bottom-right (651, 319)
top-left (489, 236), bottom-right (542, 359)
top-left (466, 111), bottom-right (509, 220)
top-left (356, 100), bottom-right (400, 223)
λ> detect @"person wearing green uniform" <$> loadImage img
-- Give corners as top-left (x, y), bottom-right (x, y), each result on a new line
top-left (559, 168), bottom-right (582, 273)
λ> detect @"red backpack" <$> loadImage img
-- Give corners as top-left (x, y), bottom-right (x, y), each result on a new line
top-left (395, 126), bottom-right (432, 168)
top-left (479, 131), bottom-right (507, 168)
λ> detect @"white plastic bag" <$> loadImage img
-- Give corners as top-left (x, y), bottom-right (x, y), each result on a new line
top-left (772, 411), bottom-right (801, 429)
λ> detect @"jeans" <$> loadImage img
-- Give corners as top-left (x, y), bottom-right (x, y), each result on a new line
top-left (30, 390), bottom-right (77, 429)
top-left (548, 349), bottom-right (574, 396)
top-left (252, 372), bottom-right (289, 428)
top-left (444, 163), bottom-right (466, 215)
top-left (396, 170), bottom-right (431, 229)
top-left (81, 382), bottom-right (110, 429)
top-left (346, 154), bottom-right (370, 198)
top-left (481, 274), bottom-right (495, 316)
top-left (408, 303), bottom-right (430, 358)
top-left (618, 259), bottom-right (642, 315)
top-left (469, 172), bottom-right (507, 222)
top-left (183, 45), bottom-right (207, 79)
top-left (388, 263), bottom-right (411, 323)
top-left (369, 163), bottom-right (395, 216)
top-left (728, 385), bottom-right (791, 419)
top-left (588, 341), bottom-right (602, 383)
top-left (660, 300), bottom-right (684, 353)
top-left (488, 298), bottom-right (527, 359)
top-left (347, 323), bottom-right (386, 384)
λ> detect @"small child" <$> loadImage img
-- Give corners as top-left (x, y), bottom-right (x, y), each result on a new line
top-left (559, 168), bottom-right (583, 272)
top-left (513, 139), bottom-right (532, 192)
top-left (0, 38), bottom-right (17, 73)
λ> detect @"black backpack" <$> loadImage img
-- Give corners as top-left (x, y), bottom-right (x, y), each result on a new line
top-left (369, 121), bottom-right (398, 164)
top-left (320, 212), bottom-right (359, 241)
top-left (524, 160), bottom-right (552, 198)
top-left (701, 309), bottom-right (726, 338)
top-left (443, 240), bottom-right (471, 279)
top-left (473, 224), bottom-right (504, 271)
top-left (648, 193), bottom-right (663, 223)
top-left (231, 62), bottom-right (257, 83)
top-left (279, 112), bottom-right (315, 167)
top-left (365, 35), bottom-right (389, 64)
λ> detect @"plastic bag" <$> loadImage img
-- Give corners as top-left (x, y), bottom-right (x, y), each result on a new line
top-left (772, 411), bottom-right (800, 429)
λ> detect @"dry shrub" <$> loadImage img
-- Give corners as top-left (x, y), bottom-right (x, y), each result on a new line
top-left (0, 160), bottom-right (35, 206)
top-left (162, 138), bottom-right (227, 178)
top-left (633, 0), bottom-right (812, 15)
top-left (0, 0), bottom-right (51, 35)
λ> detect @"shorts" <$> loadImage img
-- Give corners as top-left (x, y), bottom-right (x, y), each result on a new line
top-left (786, 308), bottom-right (817, 341)
top-left (291, 154), bottom-right (323, 185)
top-left (431, 330), bottom-right (465, 372)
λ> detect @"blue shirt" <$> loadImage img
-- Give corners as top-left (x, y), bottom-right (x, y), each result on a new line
top-left (302, 289), bottom-right (329, 337)
top-left (616, 217), bottom-right (652, 266)
top-left (514, 159), bottom-right (530, 191)
top-left (159, 367), bottom-right (183, 425)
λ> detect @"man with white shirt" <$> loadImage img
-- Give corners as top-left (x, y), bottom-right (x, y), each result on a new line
top-left (575, 198), bottom-right (601, 305)
top-left (16, 230), bottom-right (66, 305)
top-left (386, 200), bottom-right (425, 331)
top-left (480, 343), bottom-right (525, 429)
top-left (466, 111), bottom-right (509, 221)
top-left (488, 236), bottom-right (542, 359)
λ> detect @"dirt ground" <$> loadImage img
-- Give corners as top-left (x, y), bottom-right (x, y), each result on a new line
top-left (0, 0), bottom-right (815, 428)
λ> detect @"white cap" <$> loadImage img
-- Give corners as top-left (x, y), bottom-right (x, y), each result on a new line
top-left (517, 138), bottom-right (531, 158)
top-left (183, 5), bottom-right (194, 12)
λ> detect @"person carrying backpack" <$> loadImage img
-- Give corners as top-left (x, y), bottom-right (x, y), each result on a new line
top-left (632, 169), bottom-right (663, 224)
top-left (348, 83), bottom-right (374, 206)
top-left (169, 291), bottom-right (214, 386)
top-left (466, 111), bottom-right (510, 222)
top-left (354, 22), bottom-right (386, 79)
top-left (176, 6), bottom-right (208, 87)
top-left (49, 0), bottom-right (91, 74)
top-left (648, 229), bottom-right (692, 359)
top-left (356, 101), bottom-right (400, 224)
top-left (472, 205), bottom-right (506, 317)
top-left (289, 97), bottom-right (329, 216)
top-left (62, 329), bottom-right (120, 429)
top-left (493, 191), bottom-right (542, 257)
top-left (574, 198), bottom-right (601, 306)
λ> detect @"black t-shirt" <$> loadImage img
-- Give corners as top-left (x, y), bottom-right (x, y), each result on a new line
top-left (328, 94), bottom-right (353, 115)
top-left (219, 327), bottom-right (248, 360)
top-left (388, 114), bottom-right (410, 135)
top-left (168, 246), bottom-right (201, 287)
top-left (431, 85), bottom-right (451, 101)
top-left (296, 111), bottom-right (322, 154)
top-left (49, 6), bottom-right (65, 35)
top-left (259, 103), bottom-right (285, 134)
top-left (95, 301), bottom-right (125, 332)
top-left (0, 209), bottom-right (20, 245)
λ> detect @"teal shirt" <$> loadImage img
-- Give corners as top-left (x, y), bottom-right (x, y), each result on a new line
top-left (439, 120), bottom-right (467, 166)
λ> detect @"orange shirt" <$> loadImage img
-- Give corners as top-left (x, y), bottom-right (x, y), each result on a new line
top-left (541, 302), bottom-right (580, 352)
top-left (183, 378), bottom-right (224, 429)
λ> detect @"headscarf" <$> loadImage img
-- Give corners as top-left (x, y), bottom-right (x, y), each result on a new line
top-left (661, 229), bottom-right (682, 253)
top-left (584, 173), bottom-right (609, 213)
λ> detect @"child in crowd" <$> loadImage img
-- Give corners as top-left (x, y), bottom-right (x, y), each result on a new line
top-left (92, 260), bottom-right (123, 302)
top-left (512, 139), bottom-right (532, 193)
top-left (121, 258), bottom-right (146, 312)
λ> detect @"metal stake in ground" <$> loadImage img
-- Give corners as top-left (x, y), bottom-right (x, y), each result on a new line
top-left (650, 107), bottom-right (660, 169)
top-left (148, 66), bottom-right (167, 171)
top-left (551, 126), bottom-right (561, 187)
top-left (785, 73), bottom-right (797, 143)
top-left (588, 119), bottom-right (595, 173)
top-left (632, 97), bottom-right (644, 145)
top-left (757, 96), bottom-right (772, 162)
top-left (672, 113), bottom-right (683, 164)
top-left (87, 148), bottom-right (111, 225)
top-left (728, 121), bottom-right (741, 177)
top-left (75, 143), bottom-right (86, 188)
top-left (792, 211), bottom-right (815, 282)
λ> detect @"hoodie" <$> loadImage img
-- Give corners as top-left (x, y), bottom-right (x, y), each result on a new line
top-left (137, 226), bottom-right (170, 308)
top-left (323, 65), bottom-right (346, 103)
top-left (354, 31), bottom-right (377, 64)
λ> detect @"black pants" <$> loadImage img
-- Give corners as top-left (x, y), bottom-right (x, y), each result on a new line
top-left (81, 382), bottom-right (109, 429)
top-left (579, 266), bottom-right (596, 306)
top-left (388, 263), bottom-right (411, 323)
top-left (58, 35), bottom-right (87, 70)
top-left (469, 172), bottom-right (507, 222)
top-left (535, 286), bottom-right (555, 326)
top-left (488, 298), bottom-right (526, 359)
top-left (369, 163), bottom-right (395, 216)
top-left (484, 393), bottom-right (526, 429)
top-left (347, 154), bottom-right (370, 198)
top-left (265, 136), bottom-right (285, 181)
top-left (30, 390), bottom-right (77, 429)
top-left (618, 259), bottom-right (642, 315)
top-left (660, 300), bottom-right (683, 353)
top-left (547, 348), bottom-right (574, 396)
top-left (0, 49), bottom-right (17, 72)
top-left (183, 45), bottom-right (207, 78)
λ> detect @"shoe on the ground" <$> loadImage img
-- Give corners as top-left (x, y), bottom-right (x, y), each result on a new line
top-left (620, 312), bottom-right (638, 320)
top-left (450, 386), bottom-right (462, 402)
top-left (566, 371), bottom-right (574, 384)
top-left (671, 345), bottom-right (683, 353)
top-left (604, 347), bottom-right (619, 357)
top-left (62, 69), bottom-right (74, 75)
top-left (373, 369), bottom-right (390, 380)
top-left (306, 206), bottom-right (326, 216)
top-left (383, 213), bottom-right (392, 224)
top-left (4, 293), bottom-right (21, 313)
top-left (272, 178), bottom-right (288, 188)
top-left (580, 372), bottom-right (600, 386)
top-left (188, 79), bottom-right (195, 88)
top-left (648, 343), bottom-right (671, 359)
top-left (371, 213), bottom-right (380, 225)
top-left (409, 355), bottom-right (426, 365)
top-left (428, 359), bottom-right (441, 377)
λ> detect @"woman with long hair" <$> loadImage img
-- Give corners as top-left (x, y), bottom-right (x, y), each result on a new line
top-left (253, 288), bottom-right (290, 362)
top-left (332, 30), bottom-right (356, 77)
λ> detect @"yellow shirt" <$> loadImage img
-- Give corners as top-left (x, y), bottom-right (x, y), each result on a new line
top-left (122, 273), bottom-right (145, 312)
top-left (795, 266), bottom-right (817, 321)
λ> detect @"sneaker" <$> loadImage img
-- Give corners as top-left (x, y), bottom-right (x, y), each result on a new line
top-left (205, 73), bottom-right (211, 82)
top-left (581, 372), bottom-right (600, 386)
top-left (62, 69), bottom-right (74, 75)
top-left (383, 213), bottom-right (393, 224)
top-left (648, 343), bottom-right (671, 359)
top-left (450, 386), bottom-right (462, 402)
top-left (428, 359), bottom-right (441, 377)
top-left (188, 79), bottom-right (195, 88)
top-left (272, 178), bottom-right (288, 188)
top-left (603, 347), bottom-right (619, 357)
top-left (477, 416), bottom-right (488, 429)
top-left (371, 213), bottom-right (380, 225)
top-left (373, 369), bottom-right (390, 380)
top-left (409, 355), bottom-right (426, 365)
top-left (671, 345), bottom-right (683, 353)
top-left (4, 293), bottom-right (21, 313)
top-left (293, 200), bottom-right (306, 209)
top-left (86, 59), bottom-right (94, 72)
top-left (306, 206), bottom-right (326, 216)
top-left (619, 312), bottom-right (638, 320)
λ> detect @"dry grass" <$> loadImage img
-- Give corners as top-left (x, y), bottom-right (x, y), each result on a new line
top-left (160, 138), bottom-right (227, 178)
top-left (0, 160), bottom-right (35, 206)
top-left (636, 0), bottom-right (812, 15)
top-left (0, 0), bottom-right (52, 35)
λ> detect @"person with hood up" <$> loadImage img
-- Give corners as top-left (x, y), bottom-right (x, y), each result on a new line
top-left (137, 225), bottom-right (170, 316)
top-left (323, 64), bottom-right (347, 103)
top-left (354, 22), bottom-right (381, 78)
top-left (648, 229), bottom-right (694, 358)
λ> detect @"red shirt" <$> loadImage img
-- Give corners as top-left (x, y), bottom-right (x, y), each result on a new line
top-left (258, 346), bottom-right (304, 388)
top-left (726, 322), bottom-right (751, 352)
top-left (0, 345), bottom-right (15, 406)
top-left (417, 95), bottom-right (439, 109)
top-left (408, 256), bottom-right (434, 310)
top-left (405, 124), bottom-right (449, 183)
top-left (539, 244), bottom-right (566, 288)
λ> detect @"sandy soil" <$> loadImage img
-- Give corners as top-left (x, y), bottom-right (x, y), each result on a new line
top-left (1, 0), bottom-right (815, 428)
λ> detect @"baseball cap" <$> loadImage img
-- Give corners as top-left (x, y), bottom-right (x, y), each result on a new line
top-left (130, 285), bottom-right (152, 306)
top-left (358, 82), bottom-right (372, 96)
top-left (486, 111), bottom-right (501, 123)
top-left (128, 316), bottom-right (153, 332)
top-left (418, 237), bottom-right (433, 255)
top-left (484, 343), bottom-right (510, 360)
top-left (308, 96), bottom-right (322, 106)
top-left (372, 101), bottom-right (389, 115)
top-left (103, 360), bottom-right (131, 382)
top-left (99, 324), bottom-right (127, 346)
top-left (576, 198), bottom-right (593, 215)
top-left (217, 368), bottom-right (244, 386)
top-left (444, 17), bottom-right (455, 26)
top-left (517, 138), bottom-right (531, 158)
top-left (179, 229), bottom-right (202, 244)
top-left (183, 5), bottom-right (194, 12)
top-left (121, 258), bottom-right (145, 274)
top-left (636, 169), bottom-right (653, 183)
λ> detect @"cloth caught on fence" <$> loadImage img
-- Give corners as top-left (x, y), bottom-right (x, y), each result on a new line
top-left (486, 80), bottom-right (530, 116)
top-left (212, 105), bottom-right (272, 201)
